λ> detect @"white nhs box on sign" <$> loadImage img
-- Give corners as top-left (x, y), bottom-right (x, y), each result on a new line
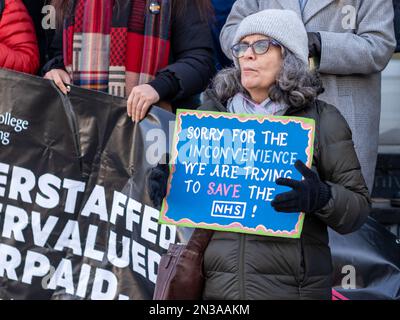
top-left (211, 201), bottom-right (247, 219)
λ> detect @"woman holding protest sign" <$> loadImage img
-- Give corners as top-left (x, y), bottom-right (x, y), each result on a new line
top-left (219, 0), bottom-right (397, 194)
top-left (149, 9), bottom-right (371, 300)
top-left (42, 0), bottom-right (215, 121)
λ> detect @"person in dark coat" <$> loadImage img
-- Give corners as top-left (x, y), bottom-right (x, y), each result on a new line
top-left (22, 0), bottom-right (50, 71)
top-left (394, 0), bottom-right (400, 52)
top-left (149, 9), bottom-right (371, 300)
top-left (43, 0), bottom-right (216, 120)
top-left (210, 0), bottom-right (236, 70)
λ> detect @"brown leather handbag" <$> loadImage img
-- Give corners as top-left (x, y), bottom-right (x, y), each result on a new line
top-left (153, 228), bottom-right (214, 300)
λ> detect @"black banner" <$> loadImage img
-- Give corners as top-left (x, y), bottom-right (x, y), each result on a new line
top-left (0, 69), bottom-right (186, 300)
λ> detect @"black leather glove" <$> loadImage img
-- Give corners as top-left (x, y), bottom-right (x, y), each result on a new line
top-left (307, 32), bottom-right (321, 59)
top-left (271, 160), bottom-right (331, 214)
top-left (147, 159), bottom-right (170, 208)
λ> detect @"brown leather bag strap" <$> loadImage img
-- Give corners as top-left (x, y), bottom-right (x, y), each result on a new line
top-left (185, 228), bottom-right (214, 252)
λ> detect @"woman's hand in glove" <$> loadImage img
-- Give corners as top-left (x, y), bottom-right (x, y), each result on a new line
top-left (271, 160), bottom-right (331, 214)
top-left (147, 159), bottom-right (170, 208)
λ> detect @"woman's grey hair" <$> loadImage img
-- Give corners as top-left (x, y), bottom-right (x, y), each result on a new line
top-left (212, 50), bottom-right (324, 108)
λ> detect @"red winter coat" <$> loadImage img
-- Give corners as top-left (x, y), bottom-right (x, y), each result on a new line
top-left (0, 0), bottom-right (39, 74)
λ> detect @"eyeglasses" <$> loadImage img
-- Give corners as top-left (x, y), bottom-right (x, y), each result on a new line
top-left (231, 39), bottom-right (281, 58)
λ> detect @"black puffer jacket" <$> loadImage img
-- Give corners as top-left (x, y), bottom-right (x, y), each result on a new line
top-left (198, 90), bottom-right (371, 300)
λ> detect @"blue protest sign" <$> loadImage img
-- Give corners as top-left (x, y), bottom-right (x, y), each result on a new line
top-left (159, 110), bottom-right (315, 238)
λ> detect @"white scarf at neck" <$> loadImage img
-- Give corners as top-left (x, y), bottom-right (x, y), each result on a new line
top-left (227, 93), bottom-right (289, 116)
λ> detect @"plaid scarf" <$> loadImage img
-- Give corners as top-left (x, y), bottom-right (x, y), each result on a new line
top-left (63, 0), bottom-right (172, 97)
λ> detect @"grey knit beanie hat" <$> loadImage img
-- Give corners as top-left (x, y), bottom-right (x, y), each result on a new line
top-left (232, 9), bottom-right (309, 65)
